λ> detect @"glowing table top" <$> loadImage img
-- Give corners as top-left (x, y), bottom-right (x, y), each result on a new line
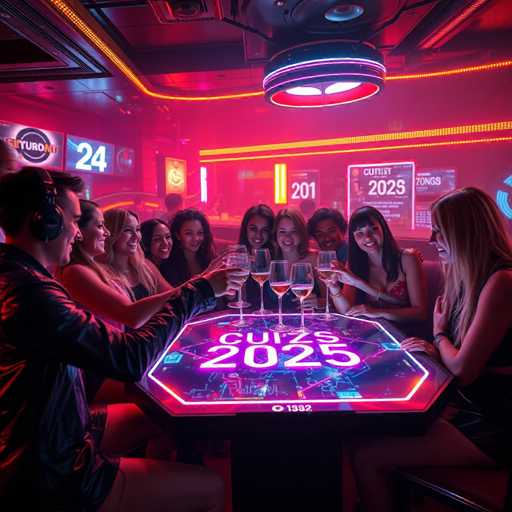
top-left (137, 313), bottom-right (452, 418)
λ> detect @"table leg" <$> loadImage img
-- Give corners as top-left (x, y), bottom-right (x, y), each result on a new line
top-left (231, 437), bottom-right (343, 511)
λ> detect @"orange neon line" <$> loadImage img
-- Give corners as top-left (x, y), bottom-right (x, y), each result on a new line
top-left (199, 136), bottom-right (512, 163)
top-left (200, 121), bottom-right (512, 156)
top-left (100, 200), bottom-right (135, 212)
top-left (420, 0), bottom-right (489, 49)
top-left (143, 201), bottom-right (161, 208)
top-left (48, 0), bottom-right (512, 102)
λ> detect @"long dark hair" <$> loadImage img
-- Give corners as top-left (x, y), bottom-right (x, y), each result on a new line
top-left (140, 218), bottom-right (169, 261)
top-left (168, 209), bottom-right (215, 285)
top-left (238, 204), bottom-right (275, 255)
top-left (348, 206), bottom-right (401, 292)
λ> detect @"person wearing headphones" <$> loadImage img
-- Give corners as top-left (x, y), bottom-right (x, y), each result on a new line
top-left (0, 166), bottom-right (243, 511)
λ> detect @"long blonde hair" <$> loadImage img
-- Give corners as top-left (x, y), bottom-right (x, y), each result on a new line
top-left (432, 187), bottom-right (512, 346)
top-left (103, 208), bottom-right (159, 297)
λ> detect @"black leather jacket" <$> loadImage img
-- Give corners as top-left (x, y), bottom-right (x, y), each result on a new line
top-left (0, 244), bottom-right (216, 510)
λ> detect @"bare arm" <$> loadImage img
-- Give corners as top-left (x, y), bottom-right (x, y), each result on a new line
top-left (146, 259), bottom-right (173, 293)
top-left (61, 264), bottom-right (176, 329)
top-left (368, 252), bottom-right (428, 323)
top-left (436, 270), bottom-right (512, 386)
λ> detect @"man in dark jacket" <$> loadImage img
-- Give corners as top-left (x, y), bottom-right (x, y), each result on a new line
top-left (0, 167), bottom-right (239, 511)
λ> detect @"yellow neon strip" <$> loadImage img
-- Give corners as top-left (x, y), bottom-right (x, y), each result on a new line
top-left (274, 163), bottom-right (287, 204)
top-left (200, 121), bottom-right (512, 156)
top-left (48, 1), bottom-right (512, 102)
top-left (101, 200), bottom-right (135, 212)
top-left (200, 136), bottom-right (512, 163)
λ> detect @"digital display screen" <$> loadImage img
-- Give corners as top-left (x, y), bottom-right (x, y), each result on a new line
top-left (415, 169), bottom-right (456, 230)
top-left (66, 135), bottom-right (114, 174)
top-left (140, 313), bottom-right (450, 416)
top-left (0, 121), bottom-right (64, 169)
top-left (288, 169), bottom-right (319, 207)
top-left (348, 162), bottom-right (415, 232)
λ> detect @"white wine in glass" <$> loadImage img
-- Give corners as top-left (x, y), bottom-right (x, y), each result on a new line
top-left (226, 244), bottom-right (251, 309)
top-left (227, 252), bottom-right (251, 327)
top-left (251, 248), bottom-right (271, 315)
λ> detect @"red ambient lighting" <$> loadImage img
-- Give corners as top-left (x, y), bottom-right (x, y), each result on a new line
top-left (263, 41), bottom-right (385, 108)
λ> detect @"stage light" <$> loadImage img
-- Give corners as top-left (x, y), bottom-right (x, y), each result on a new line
top-left (263, 41), bottom-right (385, 108)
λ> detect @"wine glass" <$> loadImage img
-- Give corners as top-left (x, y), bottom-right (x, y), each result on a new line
top-left (226, 251), bottom-right (251, 327)
top-left (269, 260), bottom-right (291, 332)
top-left (291, 262), bottom-right (314, 333)
top-left (317, 250), bottom-right (338, 320)
top-left (226, 244), bottom-right (251, 309)
top-left (251, 248), bottom-right (272, 315)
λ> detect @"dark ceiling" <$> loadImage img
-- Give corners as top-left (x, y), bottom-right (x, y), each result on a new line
top-left (0, 0), bottom-right (511, 115)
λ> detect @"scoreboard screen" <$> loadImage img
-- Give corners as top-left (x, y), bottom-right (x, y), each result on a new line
top-left (66, 135), bottom-right (114, 174)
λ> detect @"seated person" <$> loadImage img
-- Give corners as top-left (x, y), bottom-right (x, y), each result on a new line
top-left (237, 204), bottom-right (275, 310)
top-left (161, 209), bottom-right (217, 287)
top-left (140, 218), bottom-right (173, 272)
top-left (0, 167), bottom-right (241, 511)
top-left (327, 206), bottom-right (427, 328)
top-left (307, 207), bottom-right (348, 263)
top-left (350, 188), bottom-right (512, 512)
top-left (272, 208), bottom-right (319, 312)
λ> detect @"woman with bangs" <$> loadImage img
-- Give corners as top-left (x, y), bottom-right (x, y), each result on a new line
top-left (328, 205), bottom-right (428, 326)
top-left (350, 188), bottom-right (512, 512)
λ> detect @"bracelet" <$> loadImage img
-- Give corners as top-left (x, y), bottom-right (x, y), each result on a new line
top-left (433, 331), bottom-right (450, 349)
top-left (330, 286), bottom-right (343, 298)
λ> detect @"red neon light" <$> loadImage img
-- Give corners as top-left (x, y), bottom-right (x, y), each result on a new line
top-left (420, 0), bottom-right (490, 49)
top-left (271, 83), bottom-right (380, 108)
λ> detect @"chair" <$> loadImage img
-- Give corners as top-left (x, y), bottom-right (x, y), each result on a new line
top-left (395, 465), bottom-right (511, 512)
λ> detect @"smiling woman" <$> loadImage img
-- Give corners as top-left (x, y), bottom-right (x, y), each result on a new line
top-left (328, 206), bottom-right (428, 329)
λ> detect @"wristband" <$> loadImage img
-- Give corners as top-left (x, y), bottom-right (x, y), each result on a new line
top-left (433, 331), bottom-right (450, 349)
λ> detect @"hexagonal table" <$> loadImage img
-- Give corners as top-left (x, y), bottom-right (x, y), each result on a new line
top-left (135, 313), bottom-right (452, 511)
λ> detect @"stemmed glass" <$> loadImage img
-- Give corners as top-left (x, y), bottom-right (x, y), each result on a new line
top-left (269, 260), bottom-right (291, 332)
top-left (251, 248), bottom-right (272, 315)
top-left (317, 250), bottom-right (337, 320)
top-left (290, 262), bottom-right (314, 333)
top-left (226, 251), bottom-right (251, 327)
top-left (226, 245), bottom-right (251, 309)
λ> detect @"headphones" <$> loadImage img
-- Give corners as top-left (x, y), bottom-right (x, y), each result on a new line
top-left (29, 168), bottom-right (64, 242)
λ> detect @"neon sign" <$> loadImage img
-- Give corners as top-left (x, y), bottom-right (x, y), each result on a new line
top-left (146, 314), bottom-right (430, 412)
top-left (497, 175), bottom-right (512, 219)
top-left (199, 330), bottom-right (361, 370)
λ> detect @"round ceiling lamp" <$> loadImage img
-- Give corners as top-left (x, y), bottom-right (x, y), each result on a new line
top-left (263, 40), bottom-right (386, 108)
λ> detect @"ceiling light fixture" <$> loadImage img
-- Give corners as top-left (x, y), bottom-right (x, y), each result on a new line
top-left (263, 40), bottom-right (385, 108)
top-left (324, 4), bottom-right (364, 22)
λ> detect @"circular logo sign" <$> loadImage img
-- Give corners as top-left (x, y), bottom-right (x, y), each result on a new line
top-left (15, 127), bottom-right (53, 163)
top-left (496, 175), bottom-right (512, 219)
